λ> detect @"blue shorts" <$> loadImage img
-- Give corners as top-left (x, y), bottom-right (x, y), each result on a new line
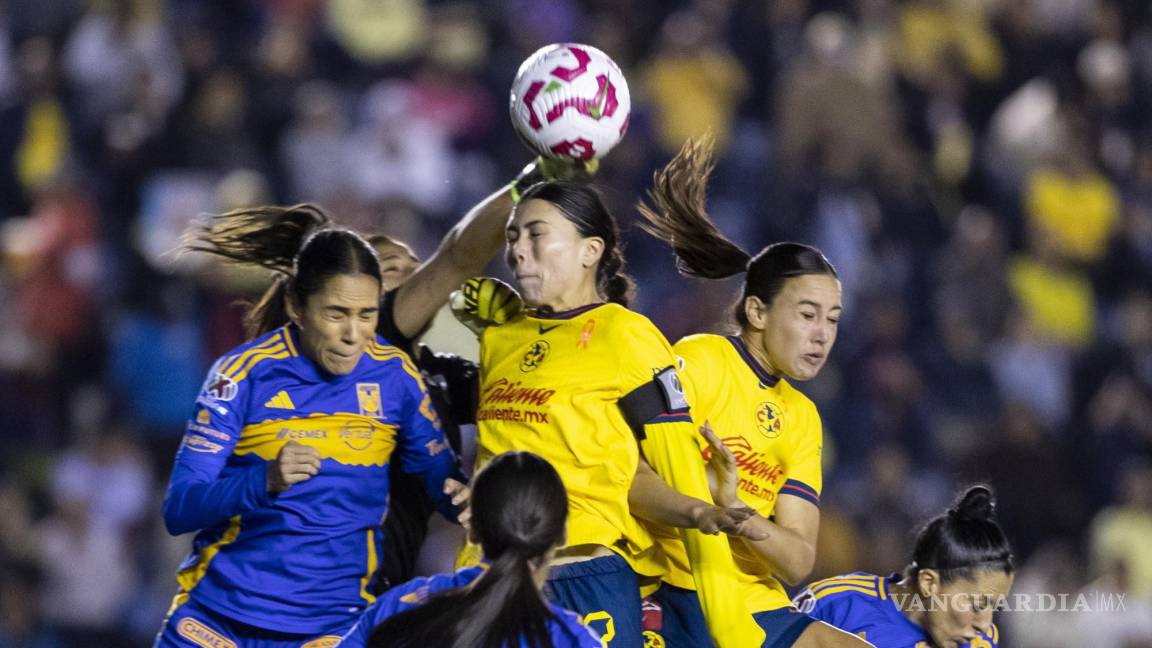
top-left (644, 584), bottom-right (714, 647)
top-left (642, 585), bottom-right (817, 648)
top-left (545, 553), bottom-right (643, 648)
top-left (753, 607), bottom-right (818, 648)
top-left (153, 595), bottom-right (353, 648)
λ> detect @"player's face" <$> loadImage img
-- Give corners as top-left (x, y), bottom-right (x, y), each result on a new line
top-left (924, 570), bottom-right (1013, 648)
top-left (374, 241), bottom-right (419, 291)
top-left (505, 199), bottom-right (601, 308)
top-left (290, 273), bottom-right (380, 376)
top-left (749, 274), bottom-right (842, 381)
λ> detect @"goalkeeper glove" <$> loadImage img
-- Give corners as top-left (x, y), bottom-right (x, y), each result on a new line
top-left (510, 156), bottom-right (600, 203)
top-left (450, 277), bottom-right (524, 336)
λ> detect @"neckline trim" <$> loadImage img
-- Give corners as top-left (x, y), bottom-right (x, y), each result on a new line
top-left (726, 335), bottom-right (780, 387)
top-left (534, 302), bottom-right (606, 320)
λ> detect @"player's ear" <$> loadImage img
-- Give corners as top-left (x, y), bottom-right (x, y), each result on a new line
top-left (284, 291), bottom-right (302, 326)
top-left (744, 295), bottom-right (769, 330)
top-left (580, 236), bottom-right (604, 269)
top-left (917, 568), bottom-right (941, 597)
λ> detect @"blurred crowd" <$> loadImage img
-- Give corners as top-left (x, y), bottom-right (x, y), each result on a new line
top-left (0, 0), bottom-right (1150, 646)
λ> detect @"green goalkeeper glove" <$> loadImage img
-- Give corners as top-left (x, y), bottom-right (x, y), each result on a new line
top-left (450, 277), bottom-right (524, 336)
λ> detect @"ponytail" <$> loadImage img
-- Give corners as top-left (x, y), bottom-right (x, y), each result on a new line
top-left (369, 551), bottom-right (554, 648)
top-left (908, 485), bottom-right (1014, 584)
top-left (369, 452), bottom-right (567, 648)
top-left (637, 136), bottom-right (752, 279)
top-left (599, 245), bottom-right (635, 307)
top-left (639, 138), bottom-right (838, 327)
top-left (184, 203), bottom-right (380, 339)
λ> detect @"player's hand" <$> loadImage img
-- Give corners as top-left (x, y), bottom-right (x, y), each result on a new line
top-left (701, 422), bottom-right (740, 508)
top-left (450, 277), bottom-right (524, 336)
top-left (536, 156), bottom-right (599, 181)
top-left (444, 478), bottom-right (472, 530)
top-left (510, 157), bottom-right (599, 202)
top-left (267, 441), bottom-right (321, 495)
top-left (688, 502), bottom-right (754, 536)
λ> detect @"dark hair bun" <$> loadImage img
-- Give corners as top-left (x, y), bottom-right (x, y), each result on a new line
top-left (950, 485), bottom-right (995, 522)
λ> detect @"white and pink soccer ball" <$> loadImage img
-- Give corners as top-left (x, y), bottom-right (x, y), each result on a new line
top-left (509, 43), bottom-right (631, 162)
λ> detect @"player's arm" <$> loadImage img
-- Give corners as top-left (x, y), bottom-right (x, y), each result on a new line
top-left (627, 458), bottom-right (752, 534)
top-left (704, 409), bottom-right (823, 585)
top-left (637, 417), bottom-right (765, 647)
top-left (731, 494), bottom-right (819, 585)
top-left (388, 186), bottom-right (513, 339)
top-left (389, 160), bottom-right (593, 339)
top-left (396, 363), bottom-right (466, 522)
top-left (163, 363), bottom-right (273, 535)
top-left (617, 325), bottom-right (765, 648)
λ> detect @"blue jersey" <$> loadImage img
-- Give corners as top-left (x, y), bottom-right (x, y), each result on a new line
top-left (338, 565), bottom-right (601, 647)
top-left (163, 325), bottom-right (460, 633)
top-left (794, 573), bottom-right (1000, 648)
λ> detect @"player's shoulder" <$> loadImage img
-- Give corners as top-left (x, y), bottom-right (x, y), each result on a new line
top-left (600, 302), bottom-right (654, 330)
top-left (391, 565), bottom-right (485, 607)
top-left (673, 332), bottom-right (726, 352)
top-left (362, 338), bottom-right (422, 381)
top-left (776, 376), bottom-right (818, 414)
top-left (209, 326), bottom-right (299, 387)
top-left (803, 572), bottom-right (888, 607)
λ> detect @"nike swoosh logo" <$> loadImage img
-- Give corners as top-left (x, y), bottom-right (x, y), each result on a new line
top-left (539, 323), bottom-right (561, 334)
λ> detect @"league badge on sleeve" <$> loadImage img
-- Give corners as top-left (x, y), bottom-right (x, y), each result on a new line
top-left (201, 373), bottom-right (238, 402)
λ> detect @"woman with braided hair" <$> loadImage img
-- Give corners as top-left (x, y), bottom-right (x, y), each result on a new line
top-left (467, 180), bottom-right (767, 647)
top-left (794, 485), bottom-right (1014, 647)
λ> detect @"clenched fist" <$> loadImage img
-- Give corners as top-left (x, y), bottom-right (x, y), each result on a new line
top-left (267, 440), bottom-right (321, 495)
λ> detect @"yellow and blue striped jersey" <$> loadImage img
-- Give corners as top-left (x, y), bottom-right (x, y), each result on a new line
top-left (651, 333), bottom-right (824, 614)
top-left (163, 324), bottom-right (459, 634)
top-left (795, 573), bottom-right (1000, 647)
top-left (472, 304), bottom-right (765, 647)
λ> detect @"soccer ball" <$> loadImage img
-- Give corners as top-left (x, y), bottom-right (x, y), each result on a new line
top-left (509, 43), bottom-right (631, 162)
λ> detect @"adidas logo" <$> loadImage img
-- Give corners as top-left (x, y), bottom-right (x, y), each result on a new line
top-left (264, 391), bottom-right (295, 410)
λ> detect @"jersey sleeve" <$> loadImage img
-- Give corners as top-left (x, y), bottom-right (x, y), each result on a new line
top-left (619, 321), bottom-right (766, 647)
top-left (161, 357), bottom-right (270, 535)
top-left (779, 401), bottom-right (823, 507)
top-left (792, 584), bottom-right (842, 625)
top-left (377, 289), bottom-right (418, 357)
top-left (395, 358), bottom-right (463, 520)
top-left (550, 607), bottom-right (603, 648)
top-left (338, 568), bottom-right (483, 647)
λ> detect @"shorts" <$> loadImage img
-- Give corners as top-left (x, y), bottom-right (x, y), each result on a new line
top-left (753, 607), bottom-right (818, 648)
top-left (643, 584), bottom-right (714, 647)
top-left (545, 553), bottom-right (643, 648)
top-left (642, 585), bottom-right (817, 648)
top-left (153, 595), bottom-right (352, 648)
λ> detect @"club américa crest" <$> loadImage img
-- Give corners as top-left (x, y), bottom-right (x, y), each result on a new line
top-left (519, 340), bottom-right (551, 372)
top-left (755, 401), bottom-right (784, 438)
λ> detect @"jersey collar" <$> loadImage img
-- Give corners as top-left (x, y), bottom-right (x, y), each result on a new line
top-left (726, 335), bottom-right (780, 388)
top-left (534, 302), bottom-right (605, 320)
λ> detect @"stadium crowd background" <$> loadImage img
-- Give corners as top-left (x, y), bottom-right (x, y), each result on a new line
top-left (0, 0), bottom-right (1149, 646)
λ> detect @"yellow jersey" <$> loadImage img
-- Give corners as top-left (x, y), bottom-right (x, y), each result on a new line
top-left (473, 304), bottom-right (765, 647)
top-left (656, 333), bottom-right (824, 615)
